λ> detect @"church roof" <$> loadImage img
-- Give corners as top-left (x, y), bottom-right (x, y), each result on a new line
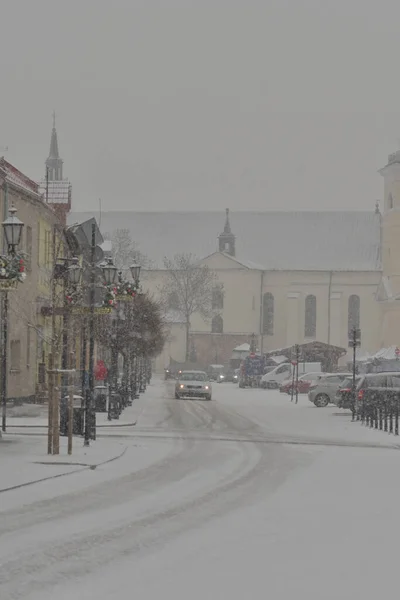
top-left (68, 210), bottom-right (382, 272)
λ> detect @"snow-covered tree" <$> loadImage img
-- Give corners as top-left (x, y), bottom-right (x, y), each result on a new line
top-left (161, 253), bottom-right (215, 361)
top-left (103, 229), bottom-right (153, 271)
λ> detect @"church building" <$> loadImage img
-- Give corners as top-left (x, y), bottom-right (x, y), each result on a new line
top-left (70, 146), bottom-right (400, 369)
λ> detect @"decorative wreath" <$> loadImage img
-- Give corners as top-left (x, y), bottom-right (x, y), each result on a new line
top-left (102, 280), bottom-right (139, 307)
top-left (0, 255), bottom-right (26, 283)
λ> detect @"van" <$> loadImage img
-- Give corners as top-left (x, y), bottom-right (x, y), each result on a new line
top-left (260, 362), bottom-right (322, 389)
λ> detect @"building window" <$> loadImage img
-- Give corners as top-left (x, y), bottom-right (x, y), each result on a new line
top-left (26, 326), bottom-right (31, 368)
top-left (44, 229), bottom-right (52, 267)
top-left (389, 193), bottom-right (394, 210)
top-left (168, 291), bottom-right (180, 311)
top-left (212, 285), bottom-right (224, 310)
top-left (10, 340), bottom-right (21, 372)
top-left (305, 295), bottom-right (317, 338)
top-left (37, 221), bottom-right (40, 265)
top-left (211, 314), bottom-right (223, 333)
top-left (26, 226), bottom-right (32, 271)
top-left (262, 293), bottom-right (274, 335)
top-left (348, 295), bottom-right (360, 336)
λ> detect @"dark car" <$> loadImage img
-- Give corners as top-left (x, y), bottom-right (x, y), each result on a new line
top-left (335, 376), bottom-right (361, 409)
top-left (217, 369), bottom-right (238, 383)
top-left (356, 372), bottom-right (400, 417)
top-left (336, 372), bottom-right (400, 413)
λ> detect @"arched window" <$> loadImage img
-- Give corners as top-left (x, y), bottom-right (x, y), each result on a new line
top-left (305, 295), bottom-right (317, 338)
top-left (212, 285), bottom-right (224, 310)
top-left (211, 314), bottom-right (223, 333)
top-left (348, 295), bottom-right (360, 335)
top-left (263, 293), bottom-right (274, 335)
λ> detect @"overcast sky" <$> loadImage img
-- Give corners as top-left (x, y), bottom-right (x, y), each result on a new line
top-left (0, 0), bottom-right (399, 212)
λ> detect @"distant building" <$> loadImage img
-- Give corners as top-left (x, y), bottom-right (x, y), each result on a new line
top-left (39, 113), bottom-right (71, 226)
top-left (71, 147), bottom-right (400, 368)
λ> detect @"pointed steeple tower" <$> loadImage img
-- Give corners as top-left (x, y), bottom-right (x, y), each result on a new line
top-left (46, 111), bottom-right (63, 181)
top-left (39, 112), bottom-right (71, 225)
top-left (218, 208), bottom-right (236, 256)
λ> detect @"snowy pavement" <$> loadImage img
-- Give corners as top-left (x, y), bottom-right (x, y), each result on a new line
top-left (1, 379), bottom-right (400, 599)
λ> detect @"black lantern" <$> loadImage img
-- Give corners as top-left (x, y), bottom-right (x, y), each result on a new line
top-left (2, 206), bottom-right (24, 254)
top-left (102, 258), bottom-right (118, 285)
top-left (130, 263), bottom-right (141, 282)
top-left (68, 257), bottom-right (82, 285)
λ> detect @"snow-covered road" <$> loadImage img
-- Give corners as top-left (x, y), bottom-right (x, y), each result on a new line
top-left (1, 380), bottom-right (400, 599)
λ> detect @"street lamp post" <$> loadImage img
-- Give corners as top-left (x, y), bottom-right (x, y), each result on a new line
top-left (1, 206), bottom-right (24, 433)
top-left (101, 258), bottom-right (118, 421)
top-left (48, 254), bottom-right (82, 455)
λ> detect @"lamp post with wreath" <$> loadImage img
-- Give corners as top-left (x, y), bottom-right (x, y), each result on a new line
top-left (1, 206), bottom-right (25, 432)
top-left (101, 260), bottom-right (141, 419)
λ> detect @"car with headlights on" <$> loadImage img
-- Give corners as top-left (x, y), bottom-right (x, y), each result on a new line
top-left (175, 371), bottom-right (212, 400)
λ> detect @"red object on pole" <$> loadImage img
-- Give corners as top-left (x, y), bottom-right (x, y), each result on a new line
top-left (250, 353), bottom-right (256, 358)
top-left (396, 347), bottom-right (400, 358)
top-left (95, 360), bottom-right (108, 381)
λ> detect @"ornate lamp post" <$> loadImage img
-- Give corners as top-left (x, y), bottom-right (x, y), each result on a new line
top-left (130, 263), bottom-right (141, 283)
top-left (1, 205), bottom-right (24, 432)
top-left (102, 258), bottom-right (118, 286)
top-left (67, 256), bottom-right (82, 285)
top-left (2, 206), bottom-right (24, 254)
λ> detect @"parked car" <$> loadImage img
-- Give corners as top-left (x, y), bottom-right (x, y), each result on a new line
top-left (334, 376), bottom-right (361, 408)
top-left (175, 371), bottom-right (212, 400)
top-left (280, 372), bottom-right (325, 395)
top-left (355, 372), bottom-right (400, 416)
top-left (308, 373), bottom-right (352, 407)
top-left (261, 362), bottom-right (322, 389)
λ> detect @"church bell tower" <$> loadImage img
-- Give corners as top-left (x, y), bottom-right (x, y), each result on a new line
top-left (218, 208), bottom-right (236, 257)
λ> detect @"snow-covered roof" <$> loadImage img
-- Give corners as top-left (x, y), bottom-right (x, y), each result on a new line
top-left (270, 355), bottom-right (288, 364)
top-left (68, 210), bottom-right (382, 272)
top-left (0, 159), bottom-right (41, 198)
top-left (233, 343), bottom-right (250, 352)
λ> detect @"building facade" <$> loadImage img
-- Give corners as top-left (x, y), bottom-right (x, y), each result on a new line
top-left (71, 145), bottom-right (400, 370)
top-left (0, 158), bottom-right (62, 401)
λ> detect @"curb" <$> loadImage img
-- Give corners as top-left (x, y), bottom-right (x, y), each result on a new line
top-left (0, 446), bottom-right (128, 494)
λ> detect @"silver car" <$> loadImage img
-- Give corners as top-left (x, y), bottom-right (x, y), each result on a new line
top-left (175, 370), bottom-right (212, 400)
top-left (308, 373), bottom-right (352, 407)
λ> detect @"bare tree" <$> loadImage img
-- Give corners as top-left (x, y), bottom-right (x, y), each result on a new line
top-left (103, 229), bottom-right (153, 271)
top-left (161, 253), bottom-right (216, 361)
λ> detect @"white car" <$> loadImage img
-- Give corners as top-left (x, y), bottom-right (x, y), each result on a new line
top-left (175, 371), bottom-right (212, 400)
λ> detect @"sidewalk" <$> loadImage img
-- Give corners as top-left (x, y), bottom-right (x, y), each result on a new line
top-left (0, 389), bottom-right (150, 493)
top-left (5, 391), bottom-right (147, 432)
top-left (0, 434), bottom-right (128, 493)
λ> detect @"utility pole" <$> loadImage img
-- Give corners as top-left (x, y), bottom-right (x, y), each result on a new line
top-left (290, 344), bottom-right (300, 404)
top-left (84, 223), bottom-right (96, 445)
top-left (46, 166), bottom-right (49, 203)
top-left (1, 292), bottom-right (8, 432)
top-left (349, 326), bottom-right (361, 421)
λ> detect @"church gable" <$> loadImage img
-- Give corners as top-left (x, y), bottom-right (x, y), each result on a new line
top-left (199, 252), bottom-right (250, 270)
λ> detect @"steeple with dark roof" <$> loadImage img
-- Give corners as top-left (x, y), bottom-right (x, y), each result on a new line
top-left (46, 111), bottom-right (63, 181)
top-left (218, 208), bottom-right (236, 256)
top-left (39, 112), bottom-right (71, 225)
